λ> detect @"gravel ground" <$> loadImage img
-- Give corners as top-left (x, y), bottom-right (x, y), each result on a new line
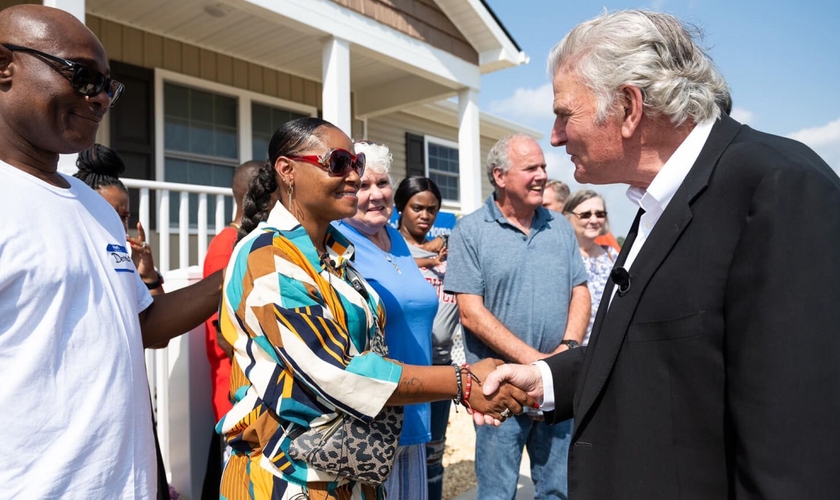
top-left (441, 405), bottom-right (478, 500)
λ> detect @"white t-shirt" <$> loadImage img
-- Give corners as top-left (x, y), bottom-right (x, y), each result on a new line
top-left (0, 162), bottom-right (155, 499)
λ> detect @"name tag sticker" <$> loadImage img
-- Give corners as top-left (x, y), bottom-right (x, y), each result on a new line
top-left (107, 243), bottom-right (135, 273)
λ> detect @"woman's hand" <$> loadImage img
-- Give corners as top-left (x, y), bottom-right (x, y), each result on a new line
top-left (464, 358), bottom-right (537, 425)
top-left (436, 245), bottom-right (448, 264)
top-left (127, 221), bottom-right (162, 291)
top-left (421, 235), bottom-right (446, 254)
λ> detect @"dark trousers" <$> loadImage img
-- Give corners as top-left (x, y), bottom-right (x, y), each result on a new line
top-left (151, 415), bottom-right (171, 500)
top-left (201, 430), bottom-right (224, 500)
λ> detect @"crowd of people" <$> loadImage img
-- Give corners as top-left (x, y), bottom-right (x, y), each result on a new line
top-left (2, 4), bottom-right (839, 500)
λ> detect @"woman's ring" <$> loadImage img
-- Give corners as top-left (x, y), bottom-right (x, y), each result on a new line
top-left (141, 241), bottom-right (148, 249)
top-left (500, 408), bottom-right (512, 419)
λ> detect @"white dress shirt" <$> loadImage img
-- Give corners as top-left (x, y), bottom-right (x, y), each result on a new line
top-left (536, 119), bottom-right (715, 412)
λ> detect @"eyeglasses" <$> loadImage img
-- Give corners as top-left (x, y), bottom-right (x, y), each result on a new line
top-left (287, 148), bottom-right (366, 177)
top-left (2, 44), bottom-right (124, 107)
top-left (572, 210), bottom-right (607, 220)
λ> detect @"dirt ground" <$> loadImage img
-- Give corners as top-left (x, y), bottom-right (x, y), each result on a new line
top-left (441, 405), bottom-right (478, 500)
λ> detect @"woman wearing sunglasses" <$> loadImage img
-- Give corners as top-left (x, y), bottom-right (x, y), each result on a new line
top-left (333, 142), bottom-right (439, 500)
top-left (563, 189), bottom-right (619, 345)
top-left (218, 118), bottom-right (532, 500)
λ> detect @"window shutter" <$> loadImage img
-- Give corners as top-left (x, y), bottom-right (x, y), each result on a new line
top-left (109, 61), bottom-right (155, 229)
top-left (405, 132), bottom-right (425, 178)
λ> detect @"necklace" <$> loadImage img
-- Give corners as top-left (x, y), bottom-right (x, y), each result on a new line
top-left (383, 252), bottom-right (402, 274)
top-left (370, 230), bottom-right (402, 274)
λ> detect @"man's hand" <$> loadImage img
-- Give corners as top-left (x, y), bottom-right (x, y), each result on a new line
top-left (483, 363), bottom-right (544, 403)
top-left (466, 359), bottom-right (537, 426)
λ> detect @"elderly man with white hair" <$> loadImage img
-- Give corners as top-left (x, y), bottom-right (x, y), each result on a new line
top-left (485, 9), bottom-right (840, 500)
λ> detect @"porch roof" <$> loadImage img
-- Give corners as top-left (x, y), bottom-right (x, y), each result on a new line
top-left (86, 0), bottom-right (528, 117)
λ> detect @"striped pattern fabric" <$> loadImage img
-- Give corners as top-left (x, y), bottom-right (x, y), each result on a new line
top-left (217, 203), bottom-right (402, 500)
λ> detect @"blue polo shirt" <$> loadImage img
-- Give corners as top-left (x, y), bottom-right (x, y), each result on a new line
top-left (444, 194), bottom-right (587, 363)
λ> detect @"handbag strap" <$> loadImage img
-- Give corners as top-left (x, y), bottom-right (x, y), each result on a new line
top-left (343, 264), bottom-right (389, 357)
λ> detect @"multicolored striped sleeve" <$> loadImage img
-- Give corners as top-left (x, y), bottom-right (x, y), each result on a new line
top-left (223, 231), bottom-right (401, 424)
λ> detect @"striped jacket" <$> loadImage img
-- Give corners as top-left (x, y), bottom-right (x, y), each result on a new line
top-left (217, 203), bottom-right (402, 493)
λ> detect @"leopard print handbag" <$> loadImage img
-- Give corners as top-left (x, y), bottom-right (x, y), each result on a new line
top-left (287, 266), bottom-right (403, 486)
top-left (287, 403), bottom-right (404, 486)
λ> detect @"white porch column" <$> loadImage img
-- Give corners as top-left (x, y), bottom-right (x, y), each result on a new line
top-left (458, 88), bottom-right (482, 213)
top-left (322, 37), bottom-right (352, 136)
top-left (45, 0), bottom-right (86, 174)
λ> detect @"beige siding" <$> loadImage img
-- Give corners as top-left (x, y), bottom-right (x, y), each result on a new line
top-left (368, 113), bottom-right (497, 205)
top-left (332, 0), bottom-right (478, 64)
top-left (86, 15), bottom-right (321, 110)
top-left (0, 0), bottom-right (38, 10)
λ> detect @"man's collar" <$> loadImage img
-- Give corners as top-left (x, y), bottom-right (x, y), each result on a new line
top-left (482, 192), bottom-right (553, 224)
top-left (626, 119), bottom-right (716, 214)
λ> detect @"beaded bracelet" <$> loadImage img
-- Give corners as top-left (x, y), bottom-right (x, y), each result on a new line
top-left (453, 363), bottom-right (482, 412)
top-left (462, 364), bottom-right (474, 411)
top-left (452, 363), bottom-right (463, 409)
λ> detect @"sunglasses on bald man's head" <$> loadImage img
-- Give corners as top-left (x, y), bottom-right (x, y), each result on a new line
top-left (287, 148), bottom-right (366, 177)
top-left (2, 44), bottom-right (124, 107)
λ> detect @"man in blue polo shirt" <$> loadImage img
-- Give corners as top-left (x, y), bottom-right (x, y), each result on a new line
top-left (445, 133), bottom-right (589, 500)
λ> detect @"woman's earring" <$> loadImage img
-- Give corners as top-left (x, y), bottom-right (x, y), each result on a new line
top-left (287, 183), bottom-right (294, 209)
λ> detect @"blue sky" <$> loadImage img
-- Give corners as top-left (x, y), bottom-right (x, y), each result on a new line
top-left (479, 0), bottom-right (840, 235)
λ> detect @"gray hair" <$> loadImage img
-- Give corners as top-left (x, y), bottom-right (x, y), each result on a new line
top-left (485, 133), bottom-right (534, 187)
top-left (545, 179), bottom-right (570, 205)
top-left (563, 189), bottom-right (604, 214)
top-left (547, 10), bottom-right (730, 127)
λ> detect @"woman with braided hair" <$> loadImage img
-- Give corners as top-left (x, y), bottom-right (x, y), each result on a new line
top-left (217, 117), bottom-right (534, 499)
top-left (74, 144), bottom-right (164, 295)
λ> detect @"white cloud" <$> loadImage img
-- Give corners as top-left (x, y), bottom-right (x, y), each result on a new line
top-left (648, 0), bottom-right (667, 11)
top-left (787, 117), bottom-right (840, 176)
top-left (543, 148), bottom-right (574, 181)
top-left (487, 83), bottom-right (555, 123)
top-left (730, 107), bottom-right (754, 124)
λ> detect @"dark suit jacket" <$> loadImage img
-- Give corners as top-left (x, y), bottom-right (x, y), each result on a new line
top-left (544, 116), bottom-right (840, 499)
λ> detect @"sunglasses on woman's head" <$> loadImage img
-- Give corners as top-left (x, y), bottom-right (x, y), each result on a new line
top-left (2, 44), bottom-right (124, 107)
top-left (287, 148), bottom-right (366, 177)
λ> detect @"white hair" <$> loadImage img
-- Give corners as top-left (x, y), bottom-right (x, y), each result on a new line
top-left (353, 141), bottom-right (392, 175)
top-left (547, 10), bottom-right (730, 126)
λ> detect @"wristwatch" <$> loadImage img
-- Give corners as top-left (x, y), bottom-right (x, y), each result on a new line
top-left (560, 339), bottom-right (581, 350)
top-left (144, 270), bottom-right (164, 290)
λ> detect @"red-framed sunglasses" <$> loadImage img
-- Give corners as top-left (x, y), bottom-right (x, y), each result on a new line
top-left (287, 148), bottom-right (365, 177)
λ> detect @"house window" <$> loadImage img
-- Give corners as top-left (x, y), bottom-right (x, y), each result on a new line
top-left (426, 138), bottom-right (460, 203)
top-left (163, 83), bottom-right (238, 227)
top-left (252, 103), bottom-right (308, 161)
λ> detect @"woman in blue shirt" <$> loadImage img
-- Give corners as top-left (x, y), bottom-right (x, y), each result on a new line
top-left (335, 141), bottom-right (438, 500)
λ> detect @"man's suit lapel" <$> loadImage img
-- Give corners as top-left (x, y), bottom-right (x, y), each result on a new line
top-left (574, 116), bottom-right (743, 427)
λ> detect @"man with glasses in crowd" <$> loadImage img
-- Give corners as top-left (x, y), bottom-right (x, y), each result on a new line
top-left (0, 5), bottom-right (222, 498)
top-left (444, 133), bottom-right (590, 500)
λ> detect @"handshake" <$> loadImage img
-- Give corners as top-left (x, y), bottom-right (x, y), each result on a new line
top-left (464, 359), bottom-right (545, 427)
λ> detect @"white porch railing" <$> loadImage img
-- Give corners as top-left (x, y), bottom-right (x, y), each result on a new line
top-left (122, 178), bottom-right (234, 499)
